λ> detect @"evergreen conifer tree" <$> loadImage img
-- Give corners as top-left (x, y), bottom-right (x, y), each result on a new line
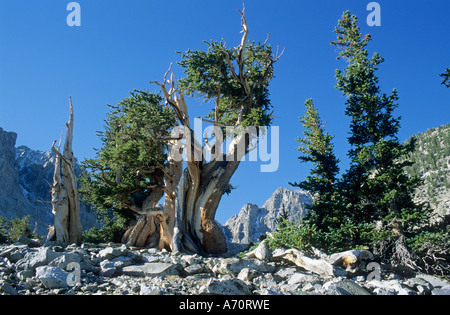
top-left (290, 99), bottom-right (341, 232)
top-left (331, 12), bottom-right (428, 259)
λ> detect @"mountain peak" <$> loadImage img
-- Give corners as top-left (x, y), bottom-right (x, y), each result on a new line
top-left (223, 187), bottom-right (313, 253)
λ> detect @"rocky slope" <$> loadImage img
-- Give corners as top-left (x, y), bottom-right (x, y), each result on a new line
top-left (402, 124), bottom-right (450, 219)
top-left (222, 188), bottom-right (313, 253)
top-left (0, 240), bottom-right (449, 295)
top-left (0, 127), bottom-right (97, 235)
top-left (0, 128), bottom-right (46, 229)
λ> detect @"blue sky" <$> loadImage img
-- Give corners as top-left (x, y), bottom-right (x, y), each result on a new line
top-left (0, 0), bottom-right (449, 224)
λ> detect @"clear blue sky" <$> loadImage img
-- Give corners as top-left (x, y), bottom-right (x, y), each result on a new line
top-left (1, 0), bottom-right (449, 224)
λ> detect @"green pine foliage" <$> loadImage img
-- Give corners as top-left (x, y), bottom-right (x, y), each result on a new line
top-left (266, 219), bottom-right (320, 253)
top-left (290, 99), bottom-right (340, 197)
top-left (178, 39), bottom-right (275, 129)
top-left (82, 215), bottom-right (127, 244)
top-left (287, 98), bottom-right (349, 250)
top-left (79, 90), bottom-right (177, 242)
top-left (441, 68), bottom-right (450, 87)
top-left (0, 216), bottom-right (39, 244)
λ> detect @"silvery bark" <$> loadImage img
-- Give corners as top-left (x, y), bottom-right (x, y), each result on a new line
top-left (46, 98), bottom-right (82, 245)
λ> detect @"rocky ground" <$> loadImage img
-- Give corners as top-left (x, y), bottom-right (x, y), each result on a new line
top-left (0, 238), bottom-right (449, 296)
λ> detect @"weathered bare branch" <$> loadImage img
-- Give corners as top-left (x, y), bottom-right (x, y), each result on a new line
top-left (151, 64), bottom-right (190, 126)
top-left (51, 141), bottom-right (72, 168)
top-left (223, 50), bottom-right (240, 82)
top-left (157, 135), bottom-right (184, 142)
top-left (198, 118), bottom-right (227, 127)
top-left (237, 6), bottom-right (251, 95)
top-left (263, 33), bottom-right (270, 47)
top-left (215, 88), bottom-right (221, 123)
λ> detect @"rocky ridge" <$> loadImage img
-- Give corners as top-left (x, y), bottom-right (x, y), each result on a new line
top-left (402, 124), bottom-right (450, 219)
top-left (1, 239), bottom-right (449, 295)
top-left (0, 127), bottom-right (98, 235)
top-left (0, 128), bottom-right (43, 227)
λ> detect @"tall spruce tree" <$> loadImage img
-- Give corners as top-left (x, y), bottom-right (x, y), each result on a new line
top-left (290, 99), bottom-right (341, 231)
top-left (331, 12), bottom-right (428, 261)
top-left (282, 12), bottom-right (440, 266)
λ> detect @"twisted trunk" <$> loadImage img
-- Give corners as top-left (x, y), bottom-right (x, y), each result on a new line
top-left (121, 159), bottom-right (183, 250)
top-left (172, 160), bottom-right (240, 254)
top-left (47, 98), bottom-right (82, 245)
top-left (122, 145), bottom-right (244, 254)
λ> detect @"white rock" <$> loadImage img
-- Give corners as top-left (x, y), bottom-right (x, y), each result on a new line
top-left (35, 266), bottom-right (70, 289)
top-left (273, 248), bottom-right (336, 278)
top-left (245, 241), bottom-right (271, 261)
top-left (212, 258), bottom-right (274, 275)
top-left (287, 272), bottom-right (319, 285)
top-left (432, 285), bottom-right (450, 295)
top-left (140, 285), bottom-right (166, 295)
top-left (99, 246), bottom-right (127, 260)
top-left (17, 247), bottom-right (60, 271)
top-left (237, 268), bottom-right (260, 281)
top-left (122, 263), bottom-right (180, 277)
top-left (200, 278), bottom-right (251, 295)
top-left (328, 250), bottom-right (374, 267)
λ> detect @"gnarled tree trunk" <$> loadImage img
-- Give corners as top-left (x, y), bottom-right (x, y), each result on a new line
top-left (46, 98), bottom-right (82, 245)
top-left (108, 7), bottom-right (280, 255)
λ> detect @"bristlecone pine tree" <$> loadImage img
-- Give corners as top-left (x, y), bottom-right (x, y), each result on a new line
top-left (81, 8), bottom-right (282, 254)
top-left (331, 12), bottom-right (429, 264)
top-left (47, 98), bottom-right (82, 245)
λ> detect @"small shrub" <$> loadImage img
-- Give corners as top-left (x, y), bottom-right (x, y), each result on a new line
top-left (83, 214), bottom-right (127, 244)
top-left (266, 219), bottom-right (321, 254)
top-left (266, 216), bottom-right (385, 255)
top-left (0, 215), bottom-right (39, 244)
top-left (0, 217), bottom-right (7, 243)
